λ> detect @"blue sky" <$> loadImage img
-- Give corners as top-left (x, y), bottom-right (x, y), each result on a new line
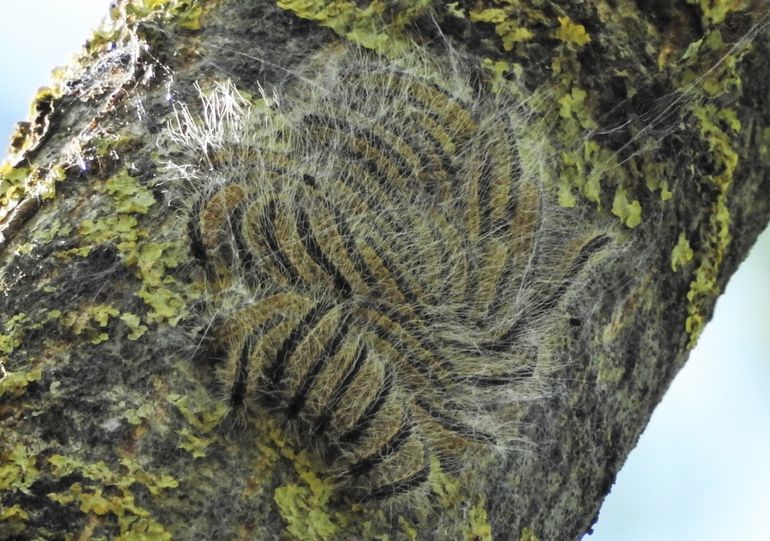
top-left (2, 3), bottom-right (769, 539)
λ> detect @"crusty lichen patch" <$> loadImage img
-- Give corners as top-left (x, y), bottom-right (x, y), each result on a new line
top-left (686, 0), bottom-right (753, 26)
top-left (670, 0), bottom-right (756, 347)
top-left (519, 526), bottom-right (541, 541)
top-left (46, 454), bottom-right (178, 540)
top-left (88, 0), bottom-right (210, 53)
top-left (671, 232), bottom-right (695, 272)
top-left (684, 104), bottom-right (741, 347)
top-left (276, 0), bottom-right (435, 55)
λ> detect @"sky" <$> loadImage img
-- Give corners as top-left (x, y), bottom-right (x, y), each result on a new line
top-left (2, 3), bottom-right (769, 539)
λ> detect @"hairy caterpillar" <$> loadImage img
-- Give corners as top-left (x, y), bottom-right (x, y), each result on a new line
top-left (170, 45), bottom-right (613, 502)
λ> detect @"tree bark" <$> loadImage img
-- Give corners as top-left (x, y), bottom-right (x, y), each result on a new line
top-left (1, 1), bottom-right (769, 540)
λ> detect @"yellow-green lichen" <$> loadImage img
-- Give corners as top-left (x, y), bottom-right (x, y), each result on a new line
top-left (123, 0), bottom-right (206, 30)
top-left (5, 85), bottom-right (62, 157)
top-left (519, 527), bottom-right (541, 541)
top-left (684, 104), bottom-right (740, 347)
top-left (558, 87), bottom-right (598, 130)
top-left (61, 304), bottom-right (120, 344)
top-left (167, 393), bottom-right (227, 432)
top-left (469, 8), bottom-right (534, 51)
top-left (557, 140), bottom-right (616, 210)
top-left (553, 16), bottom-right (591, 47)
top-left (166, 393), bottom-right (226, 458)
top-left (557, 182), bottom-right (578, 208)
top-left (665, 10), bottom-right (756, 347)
top-left (273, 447), bottom-right (343, 541)
top-left (124, 402), bottom-right (158, 427)
top-left (429, 456), bottom-right (462, 508)
top-left (119, 312), bottom-right (149, 340)
top-left (481, 58), bottom-right (525, 95)
top-left (0, 443), bottom-right (42, 493)
top-left (466, 501), bottom-right (493, 541)
top-left (47, 454), bottom-right (177, 540)
top-left (0, 164), bottom-right (32, 221)
top-left (104, 170), bottom-right (157, 215)
top-left (0, 368), bottom-right (44, 400)
top-left (177, 427), bottom-right (214, 458)
top-left (611, 188), bottom-right (642, 228)
top-left (0, 444), bottom-right (40, 539)
top-left (169, 1), bottom-right (205, 30)
top-left (274, 483), bottom-right (339, 541)
top-left (671, 233), bottom-right (694, 271)
top-left (136, 283), bottom-right (188, 325)
top-left (427, 457), bottom-right (497, 538)
top-left (276, 0), bottom-right (434, 56)
top-left (0, 313), bottom-right (29, 356)
top-left (130, 242), bottom-right (186, 285)
top-left (128, 241), bottom-right (192, 325)
top-left (553, 83), bottom-right (639, 217)
top-left (76, 215), bottom-right (143, 254)
top-left (0, 81), bottom-right (68, 216)
top-left (89, 0), bottom-right (208, 51)
top-left (686, 0), bottom-right (747, 26)
top-left (0, 504), bottom-right (29, 524)
top-left (33, 218), bottom-right (73, 244)
top-left (73, 167), bottom-right (194, 326)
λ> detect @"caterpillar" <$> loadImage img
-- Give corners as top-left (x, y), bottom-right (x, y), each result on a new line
top-left (171, 45), bottom-right (614, 503)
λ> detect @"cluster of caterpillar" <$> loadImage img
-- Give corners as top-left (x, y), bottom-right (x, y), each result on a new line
top-left (169, 45), bottom-right (613, 503)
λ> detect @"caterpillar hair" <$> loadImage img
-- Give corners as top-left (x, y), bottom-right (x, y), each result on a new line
top-left (166, 43), bottom-right (616, 504)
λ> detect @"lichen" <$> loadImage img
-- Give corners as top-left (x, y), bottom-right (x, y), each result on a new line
top-left (686, 0), bottom-right (748, 26)
top-left (469, 8), bottom-right (534, 51)
top-left (104, 170), bottom-right (157, 215)
top-left (46, 454), bottom-right (178, 540)
top-left (61, 304), bottom-right (119, 343)
top-left (0, 313), bottom-right (30, 356)
top-left (119, 312), bottom-right (149, 340)
top-left (553, 15), bottom-right (591, 47)
top-left (88, 0), bottom-right (210, 53)
top-left (519, 527), bottom-right (541, 541)
top-left (611, 188), bottom-right (643, 229)
top-left (0, 443), bottom-right (42, 493)
top-left (130, 241), bottom-right (191, 325)
top-left (166, 393), bottom-right (227, 458)
top-left (276, 0), bottom-right (434, 56)
top-left (0, 163), bottom-right (65, 225)
top-left (273, 447), bottom-right (342, 541)
top-left (684, 105), bottom-right (740, 347)
top-left (0, 164), bottom-right (32, 219)
top-left (0, 443), bottom-right (40, 537)
top-left (466, 501), bottom-right (493, 541)
top-left (69, 166), bottom-right (195, 326)
top-left (671, 233), bottom-right (694, 272)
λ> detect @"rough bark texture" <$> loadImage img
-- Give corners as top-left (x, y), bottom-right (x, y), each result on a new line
top-left (1, 1), bottom-right (769, 540)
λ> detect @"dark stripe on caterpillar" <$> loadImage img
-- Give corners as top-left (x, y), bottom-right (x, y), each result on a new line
top-left (415, 398), bottom-right (497, 445)
top-left (362, 461), bottom-right (431, 501)
top-left (295, 206), bottom-right (353, 297)
top-left (286, 314), bottom-right (351, 419)
top-left (263, 301), bottom-right (335, 400)
top-left (312, 343), bottom-right (369, 437)
top-left (261, 199), bottom-right (302, 285)
top-left (337, 366), bottom-right (395, 447)
top-left (348, 418), bottom-right (414, 478)
top-left (188, 194), bottom-right (208, 265)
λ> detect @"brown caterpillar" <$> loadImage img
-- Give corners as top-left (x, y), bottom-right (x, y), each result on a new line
top-left (172, 45), bottom-right (613, 502)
